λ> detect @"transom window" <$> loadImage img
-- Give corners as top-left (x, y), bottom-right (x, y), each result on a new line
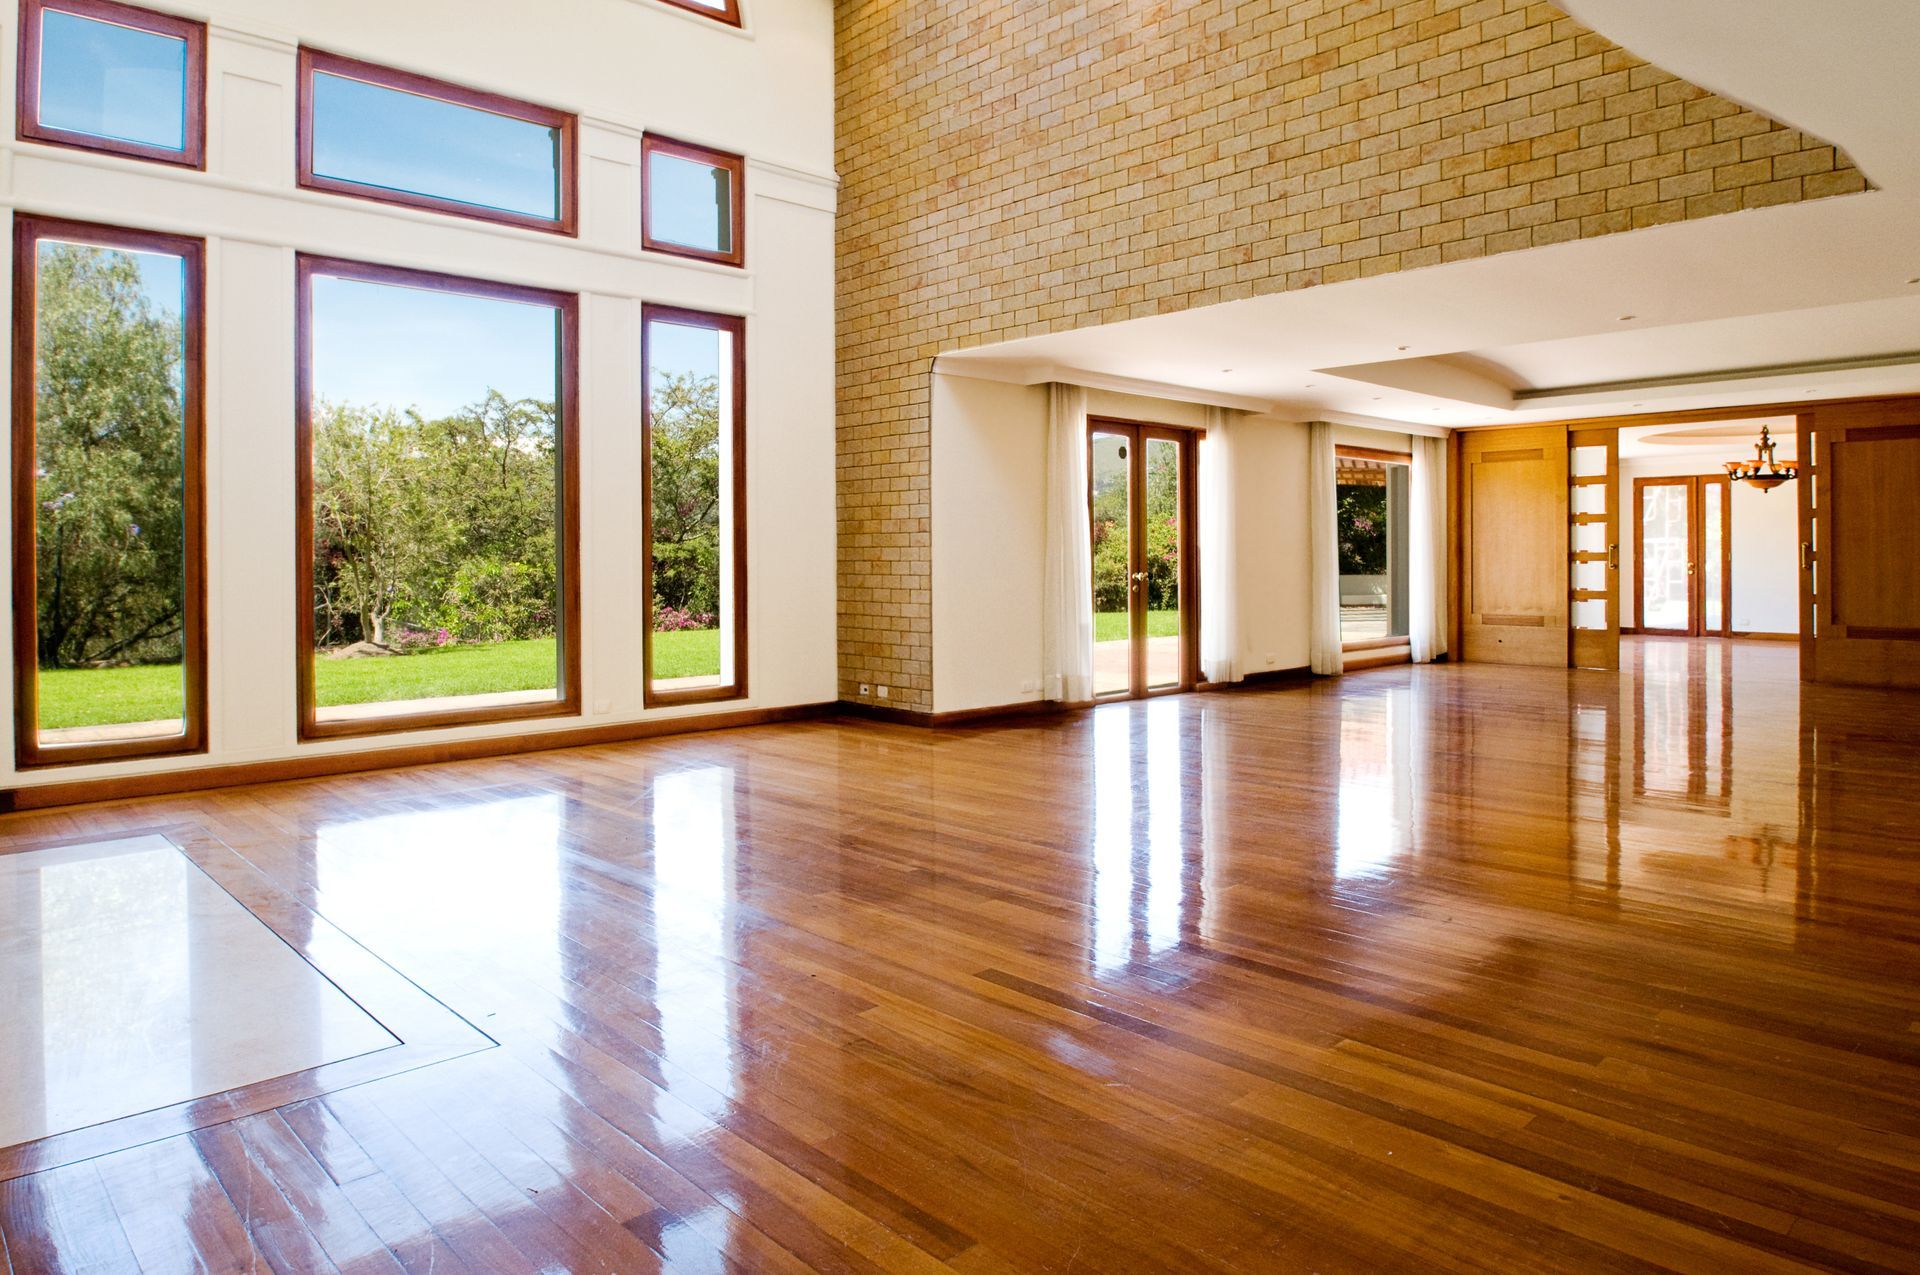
top-left (17, 0), bottom-right (206, 167)
top-left (298, 49), bottom-right (577, 235)
top-left (656, 0), bottom-right (742, 28)
top-left (643, 134), bottom-right (745, 267)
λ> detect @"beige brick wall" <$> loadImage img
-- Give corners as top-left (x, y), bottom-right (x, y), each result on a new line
top-left (834, 0), bottom-right (1862, 711)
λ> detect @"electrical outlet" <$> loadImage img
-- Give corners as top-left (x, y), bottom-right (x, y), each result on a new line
top-left (877, 685), bottom-right (889, 699)
top-left (1020, 678), bottom-right (1038, 693)
top-left (1264, 653), bottom-right (1277, 666)
top-left (859, 682), bottom-right (871, 696)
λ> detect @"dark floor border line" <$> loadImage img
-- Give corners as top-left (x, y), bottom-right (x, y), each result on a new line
top-left (0, 702), bottom-right (836, 813)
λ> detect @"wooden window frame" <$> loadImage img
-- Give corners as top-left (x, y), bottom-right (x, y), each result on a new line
top-left (1085, 416), bottom-right (1202, 700)
top-left (12, 215), bottom-right (207, 768)
top-left (294, 254), bottom-right (582, 740)
top-left (655, 0), bottom-right (743, 29)
top-left (296, 47), bottom-right (579, 237)
top-left (16, 0), bottom-right (206, 169)
top-left (1631, 474), bottom-right (1732, 639)
top-left (641, 133), bottom-right (746, 268)
top-left (1334, 444), bottom-right (1413, 656)
top-left (641, 304), bottom-right (748, 708)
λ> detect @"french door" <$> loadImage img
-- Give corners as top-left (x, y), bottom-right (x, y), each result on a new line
top-left (1634, 475), bottom-right (1730, 637)
top-left (1089, 420), bottom-right (1198, 698)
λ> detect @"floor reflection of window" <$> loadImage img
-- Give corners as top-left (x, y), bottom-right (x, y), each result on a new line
top-left (1336, 691), bottom-right (1413, 879)
top-left (1090, 701), bottom-right (1190, 974)
top-left (314, 793), bottom-right (563, 1008)
top-left (40, 847), bottom-right (189, 1134)
top-left (649, 766), bottom-right (737, 1109)
top-left (1633, 640), bottom-right (1731, 807)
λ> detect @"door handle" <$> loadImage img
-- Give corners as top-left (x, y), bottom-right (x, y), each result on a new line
top-left (1687, 562), bottom-right (1695, 575)
top-left (1800, 541), bottom-right (1812, 571)
top-left (1130, 571), bottom-right (1148, 581)
top-left (1608, 543), bottom-right (1618, 570)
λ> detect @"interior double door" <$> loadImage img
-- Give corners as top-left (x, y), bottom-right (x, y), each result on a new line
top-left (1089, 420), bottom-right (1198, 699)
top-left (1635, 475), bottom-right (1730, 637)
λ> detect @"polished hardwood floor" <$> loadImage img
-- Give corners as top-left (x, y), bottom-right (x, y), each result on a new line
top-left (2, 638), bottom-right (1919, 1273)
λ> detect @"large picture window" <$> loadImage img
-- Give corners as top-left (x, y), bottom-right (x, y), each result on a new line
top-left (17, 0), bottom-right (206, 168)
top-left (656, 0), bottom-right (743, 28)
top-left (296, 256), bottom-right (580, 738)
top-left (12, 216), bottom-right (206, 766)
top-left (297, 49), bottom-right (577, 235)
top-left (1336, 445), bottom-right (1411, 649)
top-left (642, 134), bottom-right (744, 267)
top-left (643, 305), bottom-right (745, 705)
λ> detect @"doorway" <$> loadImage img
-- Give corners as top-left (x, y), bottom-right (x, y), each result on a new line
top-left (1634, 475), bottom-right (1731, 637)
top-left (1089, 420), bottom-right (1198, 698)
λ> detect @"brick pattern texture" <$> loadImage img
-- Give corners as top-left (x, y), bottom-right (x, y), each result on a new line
top-left (834, 0), bottom-right (1863, 711)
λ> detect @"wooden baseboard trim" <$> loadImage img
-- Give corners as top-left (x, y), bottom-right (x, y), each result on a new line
top-left (0, 702), bottom-right (835, 813)
top-left (1730, 630), bottom-right (1799, 642)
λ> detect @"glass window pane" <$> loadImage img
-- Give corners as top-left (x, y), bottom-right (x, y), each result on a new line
top-left (646, 316), bottom-right (738, 696)
top-left (648, 149), bottom-right (733, 254)
top-left (1338, 457), bottom-right (1408, 643)
top-left (31, 238), bottom-right (189, 746)
top-left (1572, 598), bottom-right (1607, 629)
top-left (307, 272), bottom-right (564, 723)
top-left (1091, 432), bottom-right (1130, 697)
top-left (1572, 559), bottom-right (1606, 592)
top-left (1640, 484), bottom-right (1690, 631)
top-left (1569, 444), bottom-right (1608, 479)
top-left (39, 8), bottom-right (187, 151)
top-left (1703, 481), bottom-right (1724, 632)
top-left (1144, 437), bottom-right (1181, 690)
top-left (1571, 483), bottom-right (1605, 516)
top-left (310, 70), bottom-right (561, 220)
top-left (1572, 520), bottom-right (1606, 554)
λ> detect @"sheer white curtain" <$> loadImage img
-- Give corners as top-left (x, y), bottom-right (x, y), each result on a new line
top-left (1198, 406), bottom-right (1240, 684)
top-left (1409, 433), bottom-right (1450, 664)
top-left (1307, 421), bottom-right (1344, 676)
top-left (1041, 383), bottom-right (1094, 702)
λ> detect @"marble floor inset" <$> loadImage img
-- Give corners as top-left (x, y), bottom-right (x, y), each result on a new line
top-left (0, 834), bottom-right (399, 1150)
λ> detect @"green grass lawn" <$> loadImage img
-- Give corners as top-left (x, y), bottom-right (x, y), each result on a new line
top-left (1093, 610), bottom-right (1180, 643)
top-left (35, 629), bottom-right (723, 727)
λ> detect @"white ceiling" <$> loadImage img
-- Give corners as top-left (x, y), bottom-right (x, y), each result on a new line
top-left (1559, 0), bottom-right (1920, 196)
top-left (935, 191), bottom-right (1920, 429)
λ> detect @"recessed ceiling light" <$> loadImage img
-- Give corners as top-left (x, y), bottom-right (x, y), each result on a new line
top-left (1220, 368), bottom-right (1233, 374)
top-left (1371, 396), bottom-right (1383, 401)
top-left (1303, 383), bottom-right (1315, 389)
top-left (1396, 345), bottom-right (1410, 351)
top-left (1908, 276), bottom-right (1919, 285)
top-left (1617, 314), bottom-right (1636, 322)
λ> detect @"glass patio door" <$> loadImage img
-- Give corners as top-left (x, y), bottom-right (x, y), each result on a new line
top-left (1635, 475), bottom-right (1730, 637)
top-left (1089, 421), bottom-right (1196, 698)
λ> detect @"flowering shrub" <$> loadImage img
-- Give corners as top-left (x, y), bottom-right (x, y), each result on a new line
top-left (393, 626), bottom-right (455, 651)
top-left (654, 605), bottom-right (717, 632)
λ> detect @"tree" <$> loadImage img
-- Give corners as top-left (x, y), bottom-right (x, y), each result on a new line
top-left (647, 370), bottom-right (721, 619)
top-left (310, 391), bottom-right (559, 648)
top-left (33, 244), bottom-right (188, 670)
top-left (1337, 483), bottom-right (1387, 575)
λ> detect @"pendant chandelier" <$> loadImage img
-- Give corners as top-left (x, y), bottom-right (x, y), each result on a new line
top-left (1724, 424), bottom-right (1797, 492)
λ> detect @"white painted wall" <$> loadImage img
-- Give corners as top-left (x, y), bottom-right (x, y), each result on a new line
top-left (1617, 455), bottom-right (1800, 634)
top-left (929, 375), bottom-right (1317, 713)
top-left (1, 0), bottom-right (839, 789)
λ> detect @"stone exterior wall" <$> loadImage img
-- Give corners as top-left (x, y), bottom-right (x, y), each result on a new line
top-left (834, 0), bottom-right (1862, 710)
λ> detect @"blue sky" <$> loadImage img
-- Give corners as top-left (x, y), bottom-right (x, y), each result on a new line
top-left (312, 277), bottom-right (559, 418)
top-left (311, 72), bottom-right (559, 219)
top-left (39, 10), bottom-right (186, 150)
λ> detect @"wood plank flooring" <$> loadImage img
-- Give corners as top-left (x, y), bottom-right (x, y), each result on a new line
top-left (2, 638), bottom-right (1919, 1272)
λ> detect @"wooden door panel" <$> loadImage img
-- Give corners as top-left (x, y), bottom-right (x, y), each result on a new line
top-left (1808, 405), bottom-right (1920, 688)
top-left (1462, 425), bottom-right (1568, 666)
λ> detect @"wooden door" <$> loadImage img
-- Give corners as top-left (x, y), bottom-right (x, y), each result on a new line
top-left (1802, 402), bottom-right (1920, 688)
top-left (1088, 420), bottom-right (1199, 699)
top-left (1461, 425), bottom-right (1568, 665)
top-left (1568, 428), bottom-right (1619, 670)
top-left (1633, 475), bottom-right (1731, 638)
